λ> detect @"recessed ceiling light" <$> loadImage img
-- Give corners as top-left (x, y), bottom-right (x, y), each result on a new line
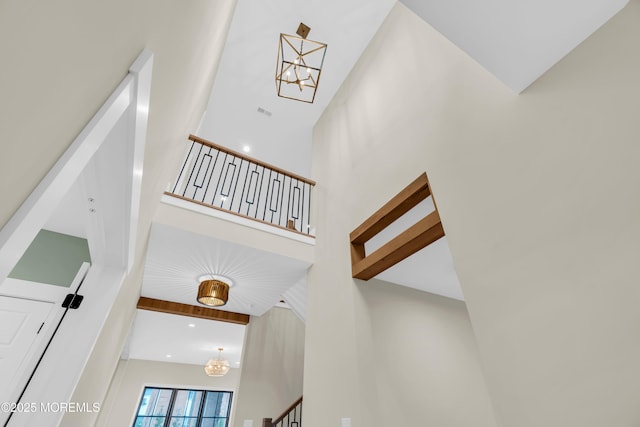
top-left (166, 354), bottom-right (172, 358)
top-left (242, 145), bottom-right (251, 153)
top-left (188, 323), bottom-right (196, 328)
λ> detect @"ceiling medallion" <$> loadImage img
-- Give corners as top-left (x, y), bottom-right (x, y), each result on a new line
top-left (197, 274), bottom-right (233, 307)
top-left (275, 22), bottom-right (327, 103)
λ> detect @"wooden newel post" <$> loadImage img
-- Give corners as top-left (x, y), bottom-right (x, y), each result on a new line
top-left (262, 418), bottom-right (273, 427)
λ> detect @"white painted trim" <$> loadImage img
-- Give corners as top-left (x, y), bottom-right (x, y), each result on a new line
top-left (125, 49), bottom-right (153, 273)
top-left (0, 278), bottom-right (72, 302)
top-left (2, 50), bottom-right (154, 427)
top-left (0, 262), bottom-right (90, 302)
top-left (0, 77), bottom-right (131, 283)
top-left (161, 194), bottom-right (316, 246)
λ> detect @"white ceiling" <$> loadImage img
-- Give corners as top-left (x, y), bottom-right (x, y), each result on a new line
top-left (126, 309), bottom-right (246, 368)
top-left (197, 0), bottom-right (397, 177)
top-left (400, 0), bottom-right (628, 92)
top-left (141, 222), bottom-right (312, 317)
top-left (196, 0), bottom-right (629, 179)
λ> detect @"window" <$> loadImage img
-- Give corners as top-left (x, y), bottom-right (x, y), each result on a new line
top-left (133, 387), bottom-right (233, 427)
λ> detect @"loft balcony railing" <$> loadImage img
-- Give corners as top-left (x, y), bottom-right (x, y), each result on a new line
top-left (165, 135), bottom-right (315, 236)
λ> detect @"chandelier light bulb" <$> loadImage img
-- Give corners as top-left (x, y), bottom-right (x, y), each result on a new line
top-left (196, 275), bottom-right (232, 307)
top-left (204, 347), bottom-right (231, 377)
top-left (275, 23), bottom-right (327, 103)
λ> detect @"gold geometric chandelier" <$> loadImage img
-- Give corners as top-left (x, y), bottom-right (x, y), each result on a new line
top-left (197, 277), bottom-right (230, 307)
top-left (275, 23), bottom-right (327, 103)
top-left (204, 347), bottom-right (231, 377)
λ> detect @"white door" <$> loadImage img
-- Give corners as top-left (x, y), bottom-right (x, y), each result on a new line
top-left (0, 263), bottom-right (89, 412)
top-left (0, 296), bottom-right (55, 404)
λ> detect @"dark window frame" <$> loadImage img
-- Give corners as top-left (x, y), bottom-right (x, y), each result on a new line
top-left (132, 386), bottom-right (233, 427)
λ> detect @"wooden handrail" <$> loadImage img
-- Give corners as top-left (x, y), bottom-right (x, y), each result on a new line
top-left (271, 396), bottom-right (303, 425)
top-left (189, 134), bottom-right (316, 186)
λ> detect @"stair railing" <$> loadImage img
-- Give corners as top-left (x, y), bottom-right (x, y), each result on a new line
top-left (262, 396), bottom-right (303, 427)
top-left (166, 135), bottom-right (315, 236)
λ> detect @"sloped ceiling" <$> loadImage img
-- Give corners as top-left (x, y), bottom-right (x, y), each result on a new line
top-left (197, 0), bottom-right (397, 177)
top-left (400, 0), bottom-right (629, 92)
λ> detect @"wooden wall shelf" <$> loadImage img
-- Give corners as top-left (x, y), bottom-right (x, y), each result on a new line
top-left (349, 173), bottom-right (445, 281)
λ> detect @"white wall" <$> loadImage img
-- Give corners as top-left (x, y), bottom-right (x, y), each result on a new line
top-left (356, 280), bottom-right (497, 426)
top-left (305, 1), bottom-right (640, 426)
top-left (303, 4), bottom-right (501, 426)
top-left (233, 307), bottom-right (305, 427)
top-left (90, 359), bottom-right (241, 427)
top-left (0, 0), bottom-right (238, 425)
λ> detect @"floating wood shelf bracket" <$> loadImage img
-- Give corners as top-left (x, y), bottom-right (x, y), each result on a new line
top-left (349, 172), bottom-right (445, 281)
top-left (137, 296), bottom-right (250, 325)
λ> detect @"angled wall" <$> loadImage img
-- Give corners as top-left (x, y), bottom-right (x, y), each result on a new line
top-left (305, 1), bottom-right (639, 426)
top-left (233, 307), bottom-right (305, 427)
